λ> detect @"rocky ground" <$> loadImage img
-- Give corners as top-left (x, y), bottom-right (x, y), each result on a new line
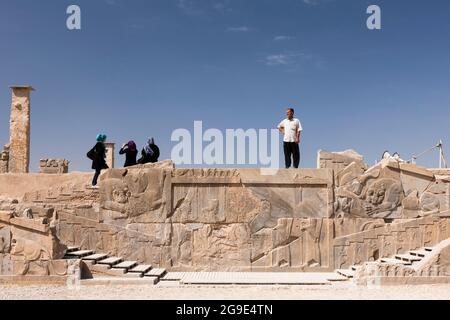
top-left (1, 282), bottom-right (450, 300)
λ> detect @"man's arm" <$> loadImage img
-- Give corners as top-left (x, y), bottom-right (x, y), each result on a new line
top-left (296, 120), bottom-right (302, 144)
top-left (277, 120), bottom-right (285, 134)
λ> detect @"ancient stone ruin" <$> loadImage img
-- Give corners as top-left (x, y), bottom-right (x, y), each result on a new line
top-left (0, 86), bottom-right (449, 286)
top-left (39, 159), bottom-right (69, 174)
top-left (1, 152), bottom-right (449, 285)
top-left (7, 86), bottom-right (33, 174)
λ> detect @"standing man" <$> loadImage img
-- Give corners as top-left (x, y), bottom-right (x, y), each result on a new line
top-left (278, 108), bottom-right (303, 169)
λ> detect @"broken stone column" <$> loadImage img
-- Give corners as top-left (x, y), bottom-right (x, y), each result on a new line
top-left (8, 86), bottom-right (34, 173)
top-left (105, 142), bottom-right (115, 169)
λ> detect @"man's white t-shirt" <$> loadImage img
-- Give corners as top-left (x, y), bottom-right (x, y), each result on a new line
top-left (278, 118), bottom-right (303, 142)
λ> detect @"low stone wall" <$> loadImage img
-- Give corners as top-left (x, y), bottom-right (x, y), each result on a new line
top-left (0, 172), bottom-right (92, 200)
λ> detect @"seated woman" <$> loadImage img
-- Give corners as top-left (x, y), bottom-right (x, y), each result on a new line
top-left (138, 138), bottom-right (160, 164)
top-left (119, 140), bottom-right (138, 167)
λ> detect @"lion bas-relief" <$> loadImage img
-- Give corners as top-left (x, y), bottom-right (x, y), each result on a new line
top-left (335, 166), bottom-right (404, 219)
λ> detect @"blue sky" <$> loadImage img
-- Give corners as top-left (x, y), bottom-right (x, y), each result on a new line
top-left (1, 0), bottom-right (450, 172)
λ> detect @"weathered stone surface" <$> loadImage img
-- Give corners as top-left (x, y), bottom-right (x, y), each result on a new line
top-left (0, 225), bottom-right (11, 254)
top-left (8, 86), bottom-right (33, 174)
top-left (335, 160), bottom-right (403, 219)
top-left (318, 149), bottom-right (367, 180)
top-left (0, 145), bottom-right (9, 174)
top-left (39, 159), bottom-right (69, 174)
top-left (1, 149), bottom-right (449, 277)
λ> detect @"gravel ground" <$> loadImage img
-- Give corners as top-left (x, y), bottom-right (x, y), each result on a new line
top-left (1, 282), bottom-right (450, 300)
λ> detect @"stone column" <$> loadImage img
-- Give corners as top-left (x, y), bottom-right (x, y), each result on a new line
top-left (8, 86), bottom-right (34, 173)
top-left (105, 142), bottom-right (115, 169)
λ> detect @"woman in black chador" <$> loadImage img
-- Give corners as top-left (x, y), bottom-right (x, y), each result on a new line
top-left (87, 134), bottom-right (109, 187)
top-left (138, 137), bottom-right (160, 164)
top-left (119, 140), bottom-right (138, 167)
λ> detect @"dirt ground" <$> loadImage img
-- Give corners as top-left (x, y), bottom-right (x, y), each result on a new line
top-left (1, 282), bottom-right (450, 300)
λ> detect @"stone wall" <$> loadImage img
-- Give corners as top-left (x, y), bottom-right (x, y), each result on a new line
top-left (53, 166), bottom-right (336, 271)
top-left (0, 205), bottom-right (73, 277)
top-left (317, 149), bottom-right (367, 175)
top-left (0, 172), bottom-right (92, 199)
top-left (1, 155), bottom-right (450, 273)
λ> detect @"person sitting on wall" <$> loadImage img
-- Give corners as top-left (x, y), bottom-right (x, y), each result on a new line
top-left (87, 134), bottom-right (109, 188)
top-left (119, 140), bottom-right (138, 167)
top-left (137, 137), bottom-right (160, 164)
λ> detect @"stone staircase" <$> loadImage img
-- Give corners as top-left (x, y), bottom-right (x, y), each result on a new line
top-left (64, 246), bottom-right (167, 284)
top-left (333, 215), bottom-right (450, 270)
top-left (336, 245), bottom-right (436, 279)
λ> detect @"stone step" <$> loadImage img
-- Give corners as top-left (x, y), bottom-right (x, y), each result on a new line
top-left (145, 268), bottom-right (167, 278)
top-left (160, 272), bottom-right (190, 281)
top-left (97, 257), bottom-right (123, 266)
top-left (327, 274), bottom-right (349, 282)
top-left (89, 264), bottom-right (111, 273)
top-left (409, 250), bottom-right (428, 257)
top-left (66, 246), bottom-right (80, 253)
top-left (105, 268), bottom-right (127, 276)
top-left (128, 264), bottom-right (153, 274)
top-left (179, 272), bottom-right (334, 285)
top-left (82, 253), bottom-right (109, 262)
top-left (89, 264), bottom-right (126, 276)
top-left (122, 272), bottom-right (144, 278)
top-left (395, 254), bottom-right (422, 263)
top-left (142, 276), bottom-right (159, 285)
top-left (336, 269), bottom-right (355, 278)
top-left (81, 277), bottom-right (159, 285)
top-left (66, 250), bottom-right (94, 258)
top-left (380, 258), bottom-right (410, 265)
top-left (112, 261), bottom-right (138, 270)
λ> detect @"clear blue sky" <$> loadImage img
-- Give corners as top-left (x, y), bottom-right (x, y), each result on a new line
top-left (1, 0), bottom-right (450, 172)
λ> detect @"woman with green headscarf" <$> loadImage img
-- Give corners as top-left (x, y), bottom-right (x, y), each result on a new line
top-left (87, 134), bottom-right (109, 187)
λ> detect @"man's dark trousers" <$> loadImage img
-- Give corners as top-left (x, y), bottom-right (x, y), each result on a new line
top-left (284, 142), bottom-right (300, 168)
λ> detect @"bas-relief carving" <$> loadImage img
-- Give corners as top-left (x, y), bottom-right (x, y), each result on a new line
top-left (0, 225), bottom-right (11, 254)
top-left (48, 162), bottom-right (450, 271)
top-left (335, 163), bottom-right (404, 219)
top-left (10, 231), bottom-right (67, 276)
top-left (2, 150), bottom-right (450, 274)
top-left (100, 168), bottom-right (167, 221)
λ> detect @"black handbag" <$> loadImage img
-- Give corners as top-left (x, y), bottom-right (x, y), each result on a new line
top-left (87, 147), bottom-right (96, 160)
